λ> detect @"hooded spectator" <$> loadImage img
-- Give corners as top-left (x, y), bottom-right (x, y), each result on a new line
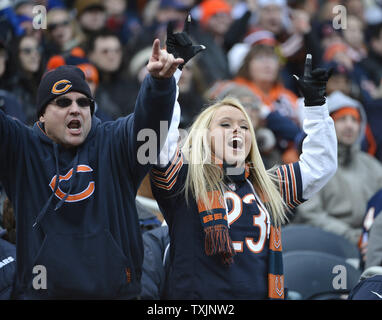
top-left (295, 91), bottom-right (382, 245)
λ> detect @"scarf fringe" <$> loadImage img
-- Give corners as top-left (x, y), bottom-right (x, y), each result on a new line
top-left (204, 225), bottom-right (235, 264)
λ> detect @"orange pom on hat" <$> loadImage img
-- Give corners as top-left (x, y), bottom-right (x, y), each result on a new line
top-left (77, 63), bottom-right (99, 86)
top-left (46, 55), bottom-right (66, 71)
top-left (70, 47), bottom-right (86, 58)
top-left (200, 0), bottom-right (232, 26)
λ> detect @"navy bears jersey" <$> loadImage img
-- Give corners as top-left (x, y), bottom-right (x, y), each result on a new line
top-left (151, 148), bottom-right (305, 299)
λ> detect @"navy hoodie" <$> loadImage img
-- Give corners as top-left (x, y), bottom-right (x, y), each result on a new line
top-left (0, 74), bottom-right (176, 299)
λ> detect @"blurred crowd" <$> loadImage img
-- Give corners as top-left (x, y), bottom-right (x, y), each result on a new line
top-left (1, 0), bottom-right (382, 299)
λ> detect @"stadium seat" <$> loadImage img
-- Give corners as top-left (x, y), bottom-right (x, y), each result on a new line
top-left (282, 224), bottom-right (360, 260)
top-left (283, 250), bottom-right (361, 300)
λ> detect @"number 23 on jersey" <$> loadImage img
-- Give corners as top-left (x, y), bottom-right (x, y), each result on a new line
top-left (224, 191), bottom-right (268, 254)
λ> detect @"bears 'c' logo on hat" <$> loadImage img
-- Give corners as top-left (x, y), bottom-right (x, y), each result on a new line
top-left (51, 79), bottom-right (72, 95)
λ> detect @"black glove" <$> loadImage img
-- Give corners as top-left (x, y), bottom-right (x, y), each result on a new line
top-left (293, 54), bottom-right (333, 106)
top-left (166, 15), bottom-right (206, 70)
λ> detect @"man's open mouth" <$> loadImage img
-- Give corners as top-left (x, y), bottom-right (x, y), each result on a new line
top-left (67, 120), bottom-right (82, 134)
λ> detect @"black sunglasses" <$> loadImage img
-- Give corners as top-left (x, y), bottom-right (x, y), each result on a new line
top-left (53, 97), bottom-right (94, 108)
top-left (48, 20), bottom-right (70, 31)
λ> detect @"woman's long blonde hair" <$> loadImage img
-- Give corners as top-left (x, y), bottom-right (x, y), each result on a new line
top-left (181, 96), bottom-right (288, 226)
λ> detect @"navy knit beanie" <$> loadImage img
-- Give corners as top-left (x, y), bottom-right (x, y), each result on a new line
top-left (36, 65), bottom-right (94, 118)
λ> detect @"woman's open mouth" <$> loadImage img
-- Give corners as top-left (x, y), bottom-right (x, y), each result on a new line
top-left (228, 136), bottom-right (244, 150)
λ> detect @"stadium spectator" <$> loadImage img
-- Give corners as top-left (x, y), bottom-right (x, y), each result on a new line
top-left (234, 44), bottom-right (301, 163)
top-left (206, 81), bottom-right (302, 168)
top-left (186, 0), bottom-right (233, 87)
top-left (0, 38), bottom-right (184, 299)
top-left (151, 53), bottom-right (336, 299)
top-left (103, 0), bottom-right (142, 45)
top-left (44, 7), bottom-right (85, 58)
top-left (127, 41), bottom-right (208, 130)
top-left (342, 0), bottom-right (365, 23)
top-left (46, 47), bottom-right (112, 122)
top-left (12, 0), bottom-right (44, 40)
top-left (87, 30), bottom-right (139, 118)
top-left (235, 44), bottom-right (300, 122)
top-left (11, 34), bottom-right (45, 125)
top-left (324, 61), bottom-right (353, 97)
top-left (75, 0), bottom-right (107, 37)
top-left (140, 224), bottom-right (169, 299)
top-left (129, 0), bottom-right (189, 59)
top-left (322, 15), bottom-right (368, 81)
top-left (176, 59), bottom-right (208, 129)
top-left (2, 0), bottom-right (382, 302)
top-left (365, 214), bottom-right (382, 269)
top-left (359, 188), bottom-right (382, 270)
top-left (0, 40), bottom-right (26, 122)
top-left (358, 22), bottom-right (382, 100)
top-left (342, 15), bottom-right (367, 63)
top-left (225, 0), bottom-right (322, 93)
top-left (295, 91), bottom-right (382, 245)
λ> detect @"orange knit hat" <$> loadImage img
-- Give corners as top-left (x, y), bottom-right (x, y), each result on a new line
top-left (46, 48), bottom-right (99, 86)
top-left (331, 107), bottom-right (361, 122)
top-left (200, 0), bottom-right (232, 26)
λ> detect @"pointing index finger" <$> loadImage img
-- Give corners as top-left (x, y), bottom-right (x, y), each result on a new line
top-left (304, 53), bottom-right (312, 78)
top-left (167, 20), bottom-right (174, 37)
top-left (151, 39), bottom-right (161, 60)
top-left (183, 14), bottom-right (191, 34)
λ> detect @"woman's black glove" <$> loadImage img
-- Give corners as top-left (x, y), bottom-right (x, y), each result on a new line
top-left (293, 54), bottom-right (333, 106)
top-left (166, 15), bottom-right (206, 70)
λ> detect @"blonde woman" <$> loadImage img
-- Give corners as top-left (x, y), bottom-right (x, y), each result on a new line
top-left (151, 55), bottom-right (336, 299)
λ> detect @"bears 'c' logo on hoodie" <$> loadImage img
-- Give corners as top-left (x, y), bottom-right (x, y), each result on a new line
top-left (49, 165), bottom-right (95, 202)
top-left (51, 79), bottom-right (72, 95)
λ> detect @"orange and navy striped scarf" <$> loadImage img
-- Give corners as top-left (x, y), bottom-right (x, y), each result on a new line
top-left (196, 163), bottom-right (285, 299)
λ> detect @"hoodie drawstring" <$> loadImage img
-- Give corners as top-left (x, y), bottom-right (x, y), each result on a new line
top-left (55, 151), bottom-right (79, 211)
top-left (33, 144), bottom-right (80, 228)
top-left (33, 144), bottom-right (60, 228)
